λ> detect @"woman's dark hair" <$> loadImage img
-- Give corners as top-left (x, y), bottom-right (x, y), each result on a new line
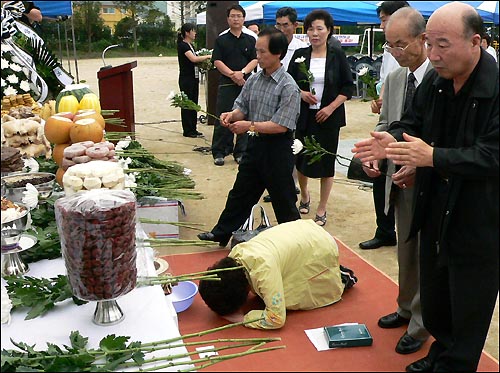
top-left (198, 257), bottom-right (249, 316)
top-left (227, 4), bottom-right (245, 18)
top-left (177, 23), bottom-right (196, 43)
top-left (304, 10), bottom-right (334, 40)
top-left (275, 6), bottom-right (298, 23)
top-left (482, 33), bottom-right (492, 46)
top-left (376, 1), bottom-right (410, 16)
top-left (259, 26), bottom-right (288, 60)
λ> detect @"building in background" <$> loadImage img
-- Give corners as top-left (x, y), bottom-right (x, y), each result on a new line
top-left (98, 1), bottom-right (128, 32)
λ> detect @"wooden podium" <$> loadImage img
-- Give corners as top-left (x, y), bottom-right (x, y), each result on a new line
top-left (97, 61), bottom-right (137, 135)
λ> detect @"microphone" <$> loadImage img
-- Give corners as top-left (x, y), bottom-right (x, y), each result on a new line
top-left (100, 44), bottom-right (121, 70)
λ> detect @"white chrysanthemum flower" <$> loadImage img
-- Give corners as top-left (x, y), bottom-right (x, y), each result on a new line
top-left (2, 44), bottom-right (13, 51)
top-left (295, 56), bottom-right (306, 63)
top-left (10, 63), bottom-right (22, 72)
top-left (19, 80), bottom-right (30, 92)
top-left (1, 58), bottom-right (8, 67)
top-left (1, 284), bottom-right (13, 325)
top-left (124, 172), bottom-right (137, 189)
top-left (291, 139), bottom-right (304, 155)
top-left (22, 67), bottom-right (29, 75)
top-left (358, 66), bottom-right (369, 76)
top-left (183, 168), bottom-right (192, 176)
top-left (117, 156), bottom-right (132, 170)
top-left (0, 78), bottom-right (5, 87)
top-left (166, 90), bottom-right (176, 101)
top-left (23, 157), bottom-right (39, 172)
top-left (11, 55), bottom-right (21, 64)
top-left (4, 85), bottom-right (17, 96)
top-left (115, 136), bottom-right (131, 151)
top-left (22, 183), bottom-right (39, 209)
top-left (6, 74), bottom-right (19, 84)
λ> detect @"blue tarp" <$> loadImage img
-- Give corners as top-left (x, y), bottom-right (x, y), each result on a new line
top-left (261, 1), bottom-right (498, 25)
top-left (263, 1), bottom-right (379, 25)
top-left (34, 1), bottom-right (72, 18)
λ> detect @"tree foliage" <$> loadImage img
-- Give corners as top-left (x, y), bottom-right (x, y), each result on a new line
top-left (114, 1), bottom-right (155, 55)
top-left (72, 1), bottom-right (112, 53)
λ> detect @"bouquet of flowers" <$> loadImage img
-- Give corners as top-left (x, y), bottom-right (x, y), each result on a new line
top-left (358, 66), bottom-right (379, 100)
top-left (1, 43), bottom-right (38, 98)
top-left (295, 57), bottom-right (315, 94)
top-left (196, 48), bottom-right (213, 74)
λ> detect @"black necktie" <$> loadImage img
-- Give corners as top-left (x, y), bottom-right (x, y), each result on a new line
top-left (404, 72), bottom-right (416, 112)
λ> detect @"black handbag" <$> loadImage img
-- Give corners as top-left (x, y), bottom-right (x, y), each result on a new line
top-left (347, 156), bottom-right (375, 184)
top-left (230, 204), bottom-right (272, 248)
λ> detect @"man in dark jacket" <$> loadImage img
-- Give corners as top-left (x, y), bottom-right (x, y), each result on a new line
top-left (353, 2), bottom-right (499, 371)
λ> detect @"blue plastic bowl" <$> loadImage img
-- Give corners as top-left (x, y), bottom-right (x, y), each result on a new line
top-left (169, 281), bottom-right (198, 313)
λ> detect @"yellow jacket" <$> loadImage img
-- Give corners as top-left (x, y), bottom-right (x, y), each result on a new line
top-left (229, 219), bottom-right (344, 329)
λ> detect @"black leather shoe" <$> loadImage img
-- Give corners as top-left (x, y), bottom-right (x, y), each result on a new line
top-left (396, 332), bottom-right (424, 354)
top-left (378, 312), bottom-right (410, 328)
top-left (197, 232), bottom-right (216, 242)
top-left (197, 232), bottom-right (229, 247)
top-left (406, 356), bottom-right (433, 372)
top-left (263, 194), bottom-right (272, 203)
top-left (214, 158), bottom-right (224, 166)
top-left (359, 236), bottom-right (397, 250)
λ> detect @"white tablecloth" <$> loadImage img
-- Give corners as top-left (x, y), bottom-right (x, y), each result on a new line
top-left (1, 227), bottom-right (193, 371)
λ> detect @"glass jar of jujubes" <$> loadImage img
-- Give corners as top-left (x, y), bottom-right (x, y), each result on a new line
top-left (55, 189), bottom-right (137, 301)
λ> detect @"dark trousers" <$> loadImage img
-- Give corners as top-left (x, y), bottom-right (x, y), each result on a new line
top-left (179, 76), bottom-right (199, 136)
top-left (211, 84), bottom-right (248, 159)
top-left (373, 171), bottom-right (396, 240)
top-left (211, 134), bottom-right (301, 243)
top-left (419, 182), bottom-right (499, 371)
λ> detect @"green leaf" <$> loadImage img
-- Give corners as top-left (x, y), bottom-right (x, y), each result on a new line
top-left (99, 335), bottom-right (130, 353)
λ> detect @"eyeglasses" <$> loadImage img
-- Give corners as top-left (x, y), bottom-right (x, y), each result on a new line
top-left (275, 22), bottom-right (292, 29)
top-left (383, 40), bottom-right (419, 55)
top-left (228, 14), bottom-right (244, 19)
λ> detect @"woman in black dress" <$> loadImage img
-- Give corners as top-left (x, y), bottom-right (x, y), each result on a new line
top-left (287, 10), bottom-right (354, 226)
top-left (177, 23), bottom-right (212, 138)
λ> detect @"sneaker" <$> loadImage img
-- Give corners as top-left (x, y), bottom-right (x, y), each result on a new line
top-left (214, 157), bottom-right (224, 166)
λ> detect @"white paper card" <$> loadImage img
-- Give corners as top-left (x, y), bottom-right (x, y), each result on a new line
top-left (196, 345), bottom-right (218, 358)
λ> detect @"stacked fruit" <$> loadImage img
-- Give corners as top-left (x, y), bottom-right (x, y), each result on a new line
top-left (44, 84), bottom-right (106, 185)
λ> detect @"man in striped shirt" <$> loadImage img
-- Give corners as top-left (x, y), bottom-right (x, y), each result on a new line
top-left (198, 27), bottom-right (301, 247)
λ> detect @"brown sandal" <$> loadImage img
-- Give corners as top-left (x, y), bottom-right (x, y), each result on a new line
top-left (314, 212), bottom-right (327, 226)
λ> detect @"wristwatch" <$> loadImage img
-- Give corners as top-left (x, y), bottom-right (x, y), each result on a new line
top-left (241, 68), bottom-right (246, 75)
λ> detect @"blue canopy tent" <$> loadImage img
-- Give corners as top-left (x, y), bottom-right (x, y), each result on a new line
top-left (34, 1), bottom-right (72, 18)
top-left (262, 1), bottom-right (379, 24)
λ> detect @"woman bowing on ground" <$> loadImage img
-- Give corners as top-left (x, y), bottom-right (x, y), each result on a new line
top-left (287, 10), bottom-right (354, 227)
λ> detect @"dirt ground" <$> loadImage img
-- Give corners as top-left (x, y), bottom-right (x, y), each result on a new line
top-left (75, 56), bottom-right (498, 361)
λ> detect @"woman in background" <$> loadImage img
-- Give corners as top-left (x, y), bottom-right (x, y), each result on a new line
top-left (177, 23), bottom-right (211, 138)
top-left (287, 10), bottom-right (353, 226)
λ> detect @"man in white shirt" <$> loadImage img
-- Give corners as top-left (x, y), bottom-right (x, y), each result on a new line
top-left (275, 6), bottom-right (308, 70)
